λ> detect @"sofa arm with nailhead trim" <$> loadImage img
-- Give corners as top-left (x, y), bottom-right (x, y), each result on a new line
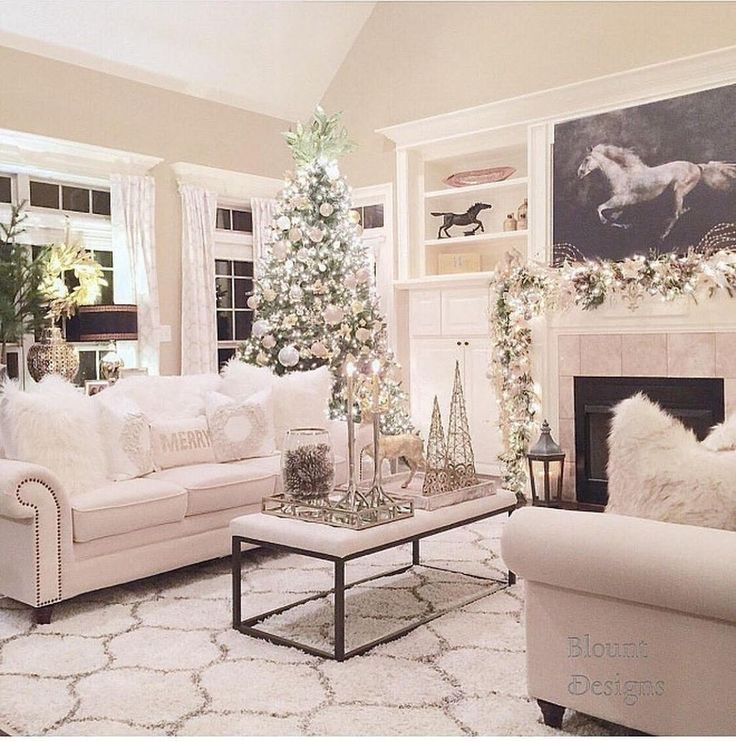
top-left (0, 459), bottom-right (72, 608)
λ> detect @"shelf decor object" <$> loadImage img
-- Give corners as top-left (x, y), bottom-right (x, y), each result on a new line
top-left (443, 166), bottom-right (516, 188)
top-left (526, 420), bottom-right (566, 506)
top-left (431, 202), bottom-right (492, 239)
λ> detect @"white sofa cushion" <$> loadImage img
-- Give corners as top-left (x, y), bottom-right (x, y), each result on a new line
top-left (0, 376), bottom-right (107, 495)
top-left (147, 461), bottom-right (277, 516)
top-left (150, 416), bottom-right (215, 470)
top-left (205, 390), bottom-right (276, 462)
top-left (71, 478), bottom-right (188, 543)
top-left (103, 373), bottom-right (222, 420)
top-left (94, 394), bottom-right (155, 480)
top-left (607, 393), bottom-right (736, 530)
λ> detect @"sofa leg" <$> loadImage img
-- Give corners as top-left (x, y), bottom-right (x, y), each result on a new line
top-left (537, 699), bottom-right (565, 729)
top-left (34, 605), bottom-right (53, 624)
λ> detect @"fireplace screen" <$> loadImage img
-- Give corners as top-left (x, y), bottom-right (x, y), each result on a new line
top-left (574, 376), bottom-right (724, 505)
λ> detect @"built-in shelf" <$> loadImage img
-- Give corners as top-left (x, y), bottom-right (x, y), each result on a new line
top-left (424, 230), bottom-right (528, 248)
top-left (424, 176), bottom-right (528, 200)
top-left (394, 271), bottom-right (495, 290)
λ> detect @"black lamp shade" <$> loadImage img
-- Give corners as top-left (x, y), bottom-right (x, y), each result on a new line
top-left (66, 305), bottom-right (138, 342)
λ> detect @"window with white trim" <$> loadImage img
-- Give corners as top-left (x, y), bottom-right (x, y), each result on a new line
top-left (214, 201), bottom-right (254, 368)
top-left (0, 169), bottom-right (132, 383)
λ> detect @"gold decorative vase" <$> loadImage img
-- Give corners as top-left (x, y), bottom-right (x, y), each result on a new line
top-left (27, 326), bottom-right (79, 383)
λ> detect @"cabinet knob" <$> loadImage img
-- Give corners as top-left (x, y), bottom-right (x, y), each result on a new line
top-left (464, 341), bottom-right (469, 346)
top-left (456, 341), bottom-right (461, 346)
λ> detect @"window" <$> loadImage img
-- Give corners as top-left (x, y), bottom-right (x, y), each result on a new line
top-left (216, 206), bottom-right (252, 233)
top-left (0, 175), bottom-right (12, 204)
top-left (215, 258), bottom-right (254, 368)
top-left (29, 179), bottom-right (111, 216)
top-left (353, 203), bottom-right (384, 230)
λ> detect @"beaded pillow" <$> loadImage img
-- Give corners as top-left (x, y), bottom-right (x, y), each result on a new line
top-left (150, 416), bottom-right (215, 470)
top-left (205, 389), bottom-right (276, 463)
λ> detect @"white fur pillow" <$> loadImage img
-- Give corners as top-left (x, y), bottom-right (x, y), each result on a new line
top-left (104, 373), bottom-right (222, 421)
top-left (702, 413), bottom-right (736, 452)
top-left (606, 393), bottom-right (736, 531)
top-left (219, 359), bottom-right (274, 401)
top-left (206, 389), bottom-right (276, 462)
top-left (150, 416), bottom-right (215, 470)
top-left (94, 394), bottom-right (155, 480)
top-left (272, 366), bottom-right (333, 449)
top-left (0, 376), bottom-right (107, 495)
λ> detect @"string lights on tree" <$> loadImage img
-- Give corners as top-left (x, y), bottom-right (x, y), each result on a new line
top-left (238, 108), bottom-right (414, 435)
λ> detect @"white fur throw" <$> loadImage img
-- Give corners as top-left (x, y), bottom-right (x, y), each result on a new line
top-left (219, 359), bottom-right (274, 401)
top-left (606, 393), bottom-right (736, 531)
top-left (272, 366), bottom-right (334, 449)
top-left (0, 376), bottom-right (108, 495)
top-left (702, 413), bottom-right (736, 452)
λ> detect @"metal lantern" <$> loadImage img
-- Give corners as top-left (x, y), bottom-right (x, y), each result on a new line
top-left (527, 420), bottom-right (566, 506)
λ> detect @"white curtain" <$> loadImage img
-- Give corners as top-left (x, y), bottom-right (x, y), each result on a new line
top-left (251, 197), bottom-right (277, 263)
top-left (180, 184), bottom-right (218, 374)
top-left (111, 174), bottom-right (161, 375)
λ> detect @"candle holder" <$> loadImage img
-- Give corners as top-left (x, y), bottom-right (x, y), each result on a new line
top-left (336, 360), bottom-right (371, 511)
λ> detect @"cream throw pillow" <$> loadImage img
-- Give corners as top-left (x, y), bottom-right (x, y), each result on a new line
top-left (94, 395), bottom-right (155, 480)
top-left (205, 389), bottom-right (276, 462)
top-left (151, 416), bottom-right (215, 470)
top-left (0, 375), bottom-right (107, 495)
top-left (272, 366), bottom-right (334, 449)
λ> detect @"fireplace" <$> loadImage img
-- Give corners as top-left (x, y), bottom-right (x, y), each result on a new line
top-left (574, 376), bottom-right (724, 505)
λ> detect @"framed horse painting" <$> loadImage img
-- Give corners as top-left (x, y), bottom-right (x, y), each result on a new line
top-left (552, 83), bottom-right (736, 262)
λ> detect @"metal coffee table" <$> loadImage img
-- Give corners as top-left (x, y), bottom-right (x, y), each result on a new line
top-left (230, 491), bottom-right (517, 661)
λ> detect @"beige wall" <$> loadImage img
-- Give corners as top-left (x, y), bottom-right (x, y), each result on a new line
top-left (0, 45), bottom-right (292, 374)
top-left (322, 1), bottom-right (736, 186)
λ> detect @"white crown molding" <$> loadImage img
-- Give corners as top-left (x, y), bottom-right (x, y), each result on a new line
top-left (171, 162), bottom-right (283, 202)
top-left (378, 45), bottom-right (736, 150)
top-left (0, 128), bottom-right (162, 186)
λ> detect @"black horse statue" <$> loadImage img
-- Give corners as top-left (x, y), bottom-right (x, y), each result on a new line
top-left (431, 202), bottom-right (492, 239)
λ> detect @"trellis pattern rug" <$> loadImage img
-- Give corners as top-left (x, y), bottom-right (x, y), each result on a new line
top-left (0, 518), bottom-right (628, 736)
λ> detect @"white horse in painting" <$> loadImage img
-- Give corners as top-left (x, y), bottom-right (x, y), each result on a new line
top-left (577, 144), bottom-right (736, 239)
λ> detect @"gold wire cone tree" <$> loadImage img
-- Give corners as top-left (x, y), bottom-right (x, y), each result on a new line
top-left (422, 395), bottom-right (452, 494)
top-left (446, 361), bottom-right (479, 489)
top-left (238, 108), bottom-right (413, 435)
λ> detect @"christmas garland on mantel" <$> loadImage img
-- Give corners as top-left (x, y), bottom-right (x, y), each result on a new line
top-left (488, 223), bottom-right (736, 496)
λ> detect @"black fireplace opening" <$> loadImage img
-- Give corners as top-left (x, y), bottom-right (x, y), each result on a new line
top-left (574, 376), bottom-right (724, 505)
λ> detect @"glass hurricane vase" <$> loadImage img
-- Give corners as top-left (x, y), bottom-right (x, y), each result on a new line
top-left (281, 427), bottom-right (336, 503)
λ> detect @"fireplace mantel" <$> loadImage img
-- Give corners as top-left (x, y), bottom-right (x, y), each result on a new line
top-left (531, 291), bottom-right (736, 500)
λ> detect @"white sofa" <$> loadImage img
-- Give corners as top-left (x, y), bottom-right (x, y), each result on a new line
top-left (502, 507), bottom-right (736, 735)
top-left (0, 367), bottom-right (356, 623)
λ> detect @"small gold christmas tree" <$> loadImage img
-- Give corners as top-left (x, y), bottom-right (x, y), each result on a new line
top-left (422, 395), bottom-right (452, 494)
top-left (446, 361), bottom-right (479, 489)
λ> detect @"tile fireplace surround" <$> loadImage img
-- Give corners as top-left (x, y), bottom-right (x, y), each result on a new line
top-left (533, 294), bottom-right (736, 501)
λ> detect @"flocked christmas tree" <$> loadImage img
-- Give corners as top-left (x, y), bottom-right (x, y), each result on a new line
top-left (238, 108), bottom-right (414, 435)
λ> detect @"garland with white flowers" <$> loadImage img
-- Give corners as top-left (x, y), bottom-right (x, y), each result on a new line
top-left (489, 223), bottom-right (736, 497)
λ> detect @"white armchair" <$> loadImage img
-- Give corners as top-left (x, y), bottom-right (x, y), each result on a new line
top-left (502, 506), bottom-right (736, 735)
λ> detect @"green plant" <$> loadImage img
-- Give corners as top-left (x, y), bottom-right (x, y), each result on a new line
top-left (0, 203), bottom-right (47, 364)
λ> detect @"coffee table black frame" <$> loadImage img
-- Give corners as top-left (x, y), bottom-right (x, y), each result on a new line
top-left (232, 503), bottom-right (515, 661)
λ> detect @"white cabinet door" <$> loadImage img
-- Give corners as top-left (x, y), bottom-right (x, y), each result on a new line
top-left (409, 338), bottom-right (462, 442)
top-left (409, 290), bottom-right (442, 336)
top-left (462, 339), bottom-right (502, 472)
top-left (441, 287), bottom-right (489, 337)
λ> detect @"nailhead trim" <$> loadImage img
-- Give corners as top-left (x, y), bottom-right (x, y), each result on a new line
top-left (14, 477), bottom-right (63, 606)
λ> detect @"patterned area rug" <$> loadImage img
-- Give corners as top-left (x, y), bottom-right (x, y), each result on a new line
top-left (0, 518), bottom-right (629, 736)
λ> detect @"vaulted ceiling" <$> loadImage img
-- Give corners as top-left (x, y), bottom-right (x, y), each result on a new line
top-left (0, 0), bottom-right (376, 122)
